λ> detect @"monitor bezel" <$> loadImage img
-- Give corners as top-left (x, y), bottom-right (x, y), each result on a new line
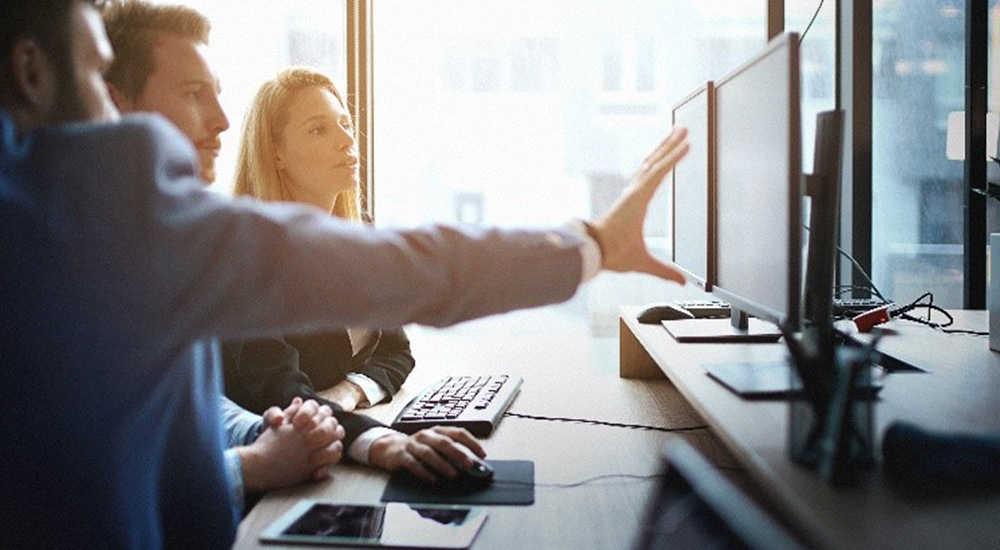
top-left (710, 32), bottom-right (802, 330)
top-left (670, 81), bottom-right (716, 291)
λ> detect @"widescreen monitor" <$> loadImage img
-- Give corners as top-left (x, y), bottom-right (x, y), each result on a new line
top-left (671, 83), bottom-right (715, 290)
top-left (712, 33), bottom-right (802, 331)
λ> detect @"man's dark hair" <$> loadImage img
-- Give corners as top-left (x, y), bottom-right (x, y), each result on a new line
top-left (0, 0), bottom-right (104, 93)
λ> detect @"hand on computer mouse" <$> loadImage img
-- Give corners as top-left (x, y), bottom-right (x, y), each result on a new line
top-left (369, 426), bottom-right (486, 483)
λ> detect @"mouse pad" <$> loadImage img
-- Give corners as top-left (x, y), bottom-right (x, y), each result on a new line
top-left (381, 460), bottom-right (534, 506)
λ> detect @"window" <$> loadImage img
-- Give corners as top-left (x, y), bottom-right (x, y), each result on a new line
top-left (147, 0), bottom-right (348, 194)
top-left (988, 1), bottom-right (1000, 289)
top-left (371, 0), bottom-right (765, 373)
top-left (786, 0), bottom-right (837, 172)
top-left (871, 1), bottom-right (966, 306)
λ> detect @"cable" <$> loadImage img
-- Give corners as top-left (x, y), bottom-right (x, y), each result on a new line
top-left (837, 246), bottom-right (887, 301)
top-left (889, 292), bottom-right (989, 336)
top-left (491, 467), bottom-right (745, 490)
top-left (494, 473), bottom-right (669, 489)
top-left (503, 412), bottom-right (709, 433)
top-left (804, 224), bottom-right (888, 301)
top-left (806, 223), bottom-right (983, 335)
top-left (799, 0), bottom-right (826, 44)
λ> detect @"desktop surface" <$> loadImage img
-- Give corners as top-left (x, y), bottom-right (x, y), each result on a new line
top-left (621, 307), bottom-right (1000, 550)
top-left (234, 367), bottom-right (755, 550)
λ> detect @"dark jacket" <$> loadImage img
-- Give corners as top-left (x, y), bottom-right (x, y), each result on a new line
top-left (222, 327), bottom-right (415, 447)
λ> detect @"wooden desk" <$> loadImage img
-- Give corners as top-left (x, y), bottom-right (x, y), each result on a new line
top-left (233, 364), bottom-right (742, 549)
top-left (620, 308), bottom-right (1000, 550)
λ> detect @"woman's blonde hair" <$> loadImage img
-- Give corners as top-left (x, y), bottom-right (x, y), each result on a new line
top-left (233, 67), bottom-right (361, 221)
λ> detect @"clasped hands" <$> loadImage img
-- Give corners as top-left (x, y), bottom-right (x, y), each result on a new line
top-left (242, 398), bottom-right (485, 491)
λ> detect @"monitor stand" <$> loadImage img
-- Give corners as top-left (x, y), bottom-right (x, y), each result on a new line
top-left (662, 308), bottom-right (782, 343)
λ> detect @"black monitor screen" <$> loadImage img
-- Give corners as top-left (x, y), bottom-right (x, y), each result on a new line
top-left (713, 34), bottom-right (802, 327)
top-left (671, 84), bottom-right (713, 289)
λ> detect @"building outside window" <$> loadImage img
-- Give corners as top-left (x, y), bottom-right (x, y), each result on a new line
top-left (372, 0), bottom-right (766, 373)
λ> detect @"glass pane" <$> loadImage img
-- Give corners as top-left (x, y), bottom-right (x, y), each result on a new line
top-left (872, 1), bottom-right (965, 307)
top-left (146, 0), bottom-right (348, 194)
top-left (988, 1), bottom-right (1000, 291)
top-left (786, 0), bottom-right (837, 172)
top-left (372, 0), bottom-right (765, 373)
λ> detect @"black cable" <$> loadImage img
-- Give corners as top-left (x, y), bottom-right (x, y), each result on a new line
top-left (837, 245), bottom-right (887, 301)
top-left (799, 0), bottom-right (826, 43)
top-left (804, 224), bottom-right (888, 301)
top-left (889, 292), bottom-right (989, 336)
top-left (503, 412), bottom-right (709, 433)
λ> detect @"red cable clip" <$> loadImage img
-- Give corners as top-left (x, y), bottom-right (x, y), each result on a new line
top-left (853, 304), bottom-right (891, 333)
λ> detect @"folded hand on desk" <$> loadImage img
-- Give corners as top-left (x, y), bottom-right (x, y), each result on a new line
top-left (368, 426), bottom-right (485, 483)
top-left (237, 397), bottom-right (347, 493)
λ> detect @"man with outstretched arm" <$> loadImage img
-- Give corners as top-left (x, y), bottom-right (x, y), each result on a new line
top-left (0, 1), bottom-right (688, 548)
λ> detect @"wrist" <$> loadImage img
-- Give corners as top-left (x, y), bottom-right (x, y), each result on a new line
top-left (581, 220), bottom-right (606, 268)
top-left (368, 432), bottom-right (405, 469)
top-left (234, 446), bottom-right (264, 494)
top-left (348, 381), bottom-right (367, 407)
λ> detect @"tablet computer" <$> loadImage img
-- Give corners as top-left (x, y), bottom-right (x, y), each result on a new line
top-left (260, 501), bottom-right (487, 549)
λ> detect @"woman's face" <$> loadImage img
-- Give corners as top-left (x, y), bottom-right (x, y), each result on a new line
top-left (275, 86), bottom-right (359, 210)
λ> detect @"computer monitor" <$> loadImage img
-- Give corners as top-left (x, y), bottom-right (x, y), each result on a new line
top-left (712, 33), bottom-right (802, 332)
top-left (803, 110), bottom-right (844, 345)
top-left (633, 439), bottom-right (804, 550)
top-left (671, 83), bottom-right (715, 290)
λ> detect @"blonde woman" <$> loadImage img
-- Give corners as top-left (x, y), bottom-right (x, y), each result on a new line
top-left (222, 68), bottom-right (484, 482)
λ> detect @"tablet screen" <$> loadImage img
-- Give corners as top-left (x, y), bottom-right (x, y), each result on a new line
top-left (261, 501), bottom-right (487, 549)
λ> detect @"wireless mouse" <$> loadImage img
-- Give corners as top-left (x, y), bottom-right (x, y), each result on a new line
top-left (637, 303), bottom-right (695, 324)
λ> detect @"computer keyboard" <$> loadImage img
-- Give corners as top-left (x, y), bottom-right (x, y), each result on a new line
top-left (832, 297), bottom-right (890, 317)
top-left (673, 299), bottom-right (731, 318)
top-left (390, 374), bottom-right (523, 437)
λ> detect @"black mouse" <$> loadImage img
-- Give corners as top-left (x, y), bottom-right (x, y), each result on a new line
top-left (436, 455), bottom-right (494, 493)
top-left (637, 303), bottom-right (695, 324)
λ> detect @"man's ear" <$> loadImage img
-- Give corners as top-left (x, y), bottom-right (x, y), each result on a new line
top-left (105, 81), bottom-right (135, 113)
top-left (10, 38), bottom-right (57, 111)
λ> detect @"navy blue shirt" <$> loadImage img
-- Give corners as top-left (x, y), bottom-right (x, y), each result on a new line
top-left (0, 113), bottom-right (238, 549)
top-left (0, 109), bottom-right (583, 549)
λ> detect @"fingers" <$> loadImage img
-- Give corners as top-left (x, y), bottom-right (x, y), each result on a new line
top-left (401, 453), bottom-right (438, 483)
top-left (645, 141), bottom-right (690, 185)
top-left (642, 256), bottom-right (687, 285)
top-left (261, 406), bottom-right (285, 428)
top-left (290, 399), bottom-right (321, 432)
top-left (281, 396), bottom-right (304, 422)
top-left (312, 465), bottom-right (332, 481)
top-left (309, 440), bottom-right (344, 467)
top-left (304, 416), bottom-right (345, 450)
top-left (430, 427), bottom-right (485, 459)
top-left (639, 126), bottom-right (688, 174)
top-left (408, 433), bottom-right (459, 479)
